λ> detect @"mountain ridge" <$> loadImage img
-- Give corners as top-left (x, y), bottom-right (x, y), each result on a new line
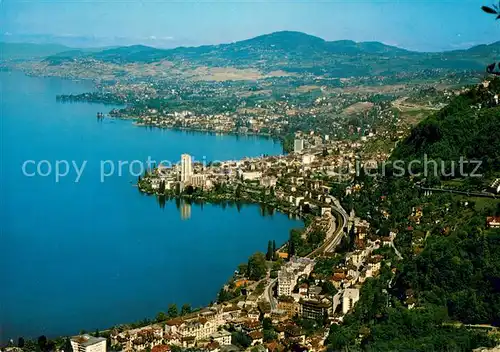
top-left (3, 31), bottom-right (499, 63)
top-left (3, 31), bottom-right (499, 77)
top-left (82, 31), bottom-right (416, 60)
top-left (4, 30), bottom-right (499, 55)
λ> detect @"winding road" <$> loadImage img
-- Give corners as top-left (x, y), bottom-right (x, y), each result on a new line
top-left (307, 196), bottom-right (349, 258)
top-left (263, 278), bottom-right (278, 311)
top-left (260, 196), bottom-right (349, 311)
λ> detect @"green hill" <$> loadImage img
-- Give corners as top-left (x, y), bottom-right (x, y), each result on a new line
top-left (90, 45), bottom-right (168, 63)
top-left (39, 31), bottom-right (499, 77)
top-left (392, 78), bottom-right (500, 174)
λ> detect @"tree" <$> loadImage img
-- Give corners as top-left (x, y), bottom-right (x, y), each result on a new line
top-left (247, 252), bottom-right (267, 280)
top-left (327, 324), bottom-right (354, 350)
top-left (37, 336), bottom-right (47, 352)
top-left (23, 340), bottom-right (39, 352)
top-left (263, 317), bottom-right (273, 330)
top-left (349, 224), bottom-right (356, 240)
top-left (288, 228), bottom-right (303, 258)
top-left (263, 329), bottom-right (277, 342)
top-left (321, 280), bottom-right (337, 296)
top-left (238, 263), bottom-right (248, 275)
top-left (288, 236), bottom-right (296, 259)
top-left (158, 180), bottom-right (166, 194)
top-left (181, 303), bottom-right (192, 316)
top-left (481, 2), bottom-right (500, 21)
top-left (235, 184), bottom-right (242, 198)
top-left (184, 185), bottom-right (195, 195)
top-left (94, 329), bottom-right (100, 338)
top-left (231, 331), bottom-right (251, 348)
top-left (266, 240), bottom-right (273, 261)
top-left (307, 230), bottom-right (326, 247)
top-left (322, 311), bottom-right (329, 327)
top-left (217, 287), bottom-right (230, 303)
top-left (302, 203), bottom-right (312, 214)
top-left (17, 337), bottom-right (25, 348)
top-left (62, 338), bottom-right (72, 352)
top-left (167, 304), bottom-right (178, 319)
top-left (156, 311), bottom-right (167, 322)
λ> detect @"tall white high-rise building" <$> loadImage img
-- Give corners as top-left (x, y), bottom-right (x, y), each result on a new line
top-left (180, 154), bottom-right (193, 182)
top-left (294, 139), bottom-right (304, 153)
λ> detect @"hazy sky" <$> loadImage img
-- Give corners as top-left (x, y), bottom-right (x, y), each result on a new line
top-left (1, 0), bottom-right (499, 51)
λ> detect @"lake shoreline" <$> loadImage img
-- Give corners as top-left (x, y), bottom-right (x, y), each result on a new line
top-left (1, 71), bottom-right (299, 341)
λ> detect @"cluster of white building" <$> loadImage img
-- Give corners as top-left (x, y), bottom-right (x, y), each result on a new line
top-left (150, 154), bottom-right (209, 192)
top-left (277, 257), bottom-right (315, 297)
top-left (111, 307), bottom-right (233, 351)
top-left (274, 255), bottom-right (364, 322)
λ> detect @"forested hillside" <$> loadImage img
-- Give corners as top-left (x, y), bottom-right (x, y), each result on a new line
top-left (392, 78), bottom-right (500, 175)
top-left (329, 79), bottom-right (500, 351)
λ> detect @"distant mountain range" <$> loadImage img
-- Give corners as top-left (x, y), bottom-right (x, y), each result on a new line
top-left (2, 31), bottom-right (499, 77)
top-left (46, 31), bottom-right (420, 64)
top-left (0, 33), bottom-right (185, 50)
top-left (0, 42), bottom-right (113, 61)
top-left (0, 42), bottom-right (73, 60)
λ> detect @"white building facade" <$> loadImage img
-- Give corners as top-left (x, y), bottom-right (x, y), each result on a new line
top-left (71, 335), bottom-right (106, 352)
top-left (294, 139), bottom-right (304, 153)
top-left (342, 288), bottom-right (360, 314)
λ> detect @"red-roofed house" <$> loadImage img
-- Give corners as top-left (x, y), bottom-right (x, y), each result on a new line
top-left (152, 345), bottom-right (171, 352)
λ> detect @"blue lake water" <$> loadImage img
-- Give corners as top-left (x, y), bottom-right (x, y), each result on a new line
top-left (0, 71), bottom-right (301, 341)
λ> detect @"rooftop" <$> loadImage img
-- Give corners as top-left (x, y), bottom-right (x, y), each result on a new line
top-left (211, 330), bottom-right (232, 338)
top-left (71, 335), bottom-right (106, 347)
top-left (344, 288), bottom-right (360, 300)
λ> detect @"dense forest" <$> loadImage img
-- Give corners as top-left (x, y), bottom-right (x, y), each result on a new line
top-left (392, 78), bottom-right (500, 176)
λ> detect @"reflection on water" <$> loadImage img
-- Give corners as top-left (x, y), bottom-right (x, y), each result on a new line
top-left (156, 194), bottom-right (302, 222)
top-left (180, 202), bottom-right (192, 220)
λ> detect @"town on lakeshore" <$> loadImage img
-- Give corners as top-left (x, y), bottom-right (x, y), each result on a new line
top-left (6, 100), bottom-right (500, 351)
top-left (2, 4), bottom-right (500, 351)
